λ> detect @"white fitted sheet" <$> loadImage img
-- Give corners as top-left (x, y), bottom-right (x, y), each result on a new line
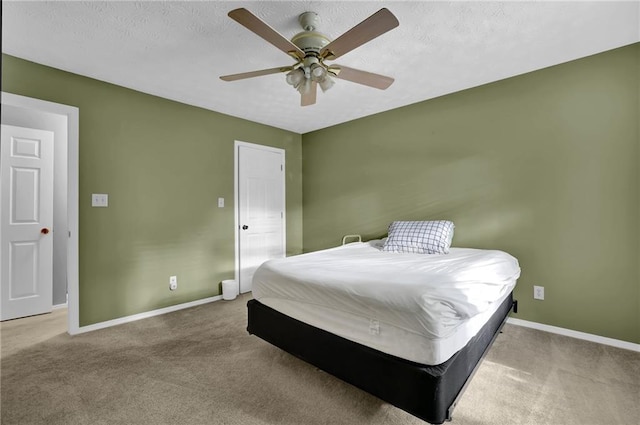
top-left (252, 240), bottom-right (520, 365)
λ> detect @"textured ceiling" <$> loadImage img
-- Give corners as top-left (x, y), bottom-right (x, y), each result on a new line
top-left (2, 1), bottom-right (639, 134)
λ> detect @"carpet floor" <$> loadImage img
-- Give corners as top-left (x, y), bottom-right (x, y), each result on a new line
top-left (1, 294), bottom-right (638, 425)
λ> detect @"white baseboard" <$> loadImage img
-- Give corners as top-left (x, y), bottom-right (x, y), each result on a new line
top-left (507, 318), bottom-right (640, 353)
top-left (52, 302), bottom-right (68, 310)
top-left (71, 295), bottom-right (223, 335)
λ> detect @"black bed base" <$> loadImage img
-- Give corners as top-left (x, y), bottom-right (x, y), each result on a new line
top-left (247, 293), bottom-right (514, 424)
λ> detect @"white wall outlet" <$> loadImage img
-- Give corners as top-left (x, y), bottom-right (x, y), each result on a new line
top-left (533, 285), bottom-right (545, 300)
top-left (169, 275), bottom-right (178, 291)
top-left (217, 197), bottom-right (224, 208)
top-left (91, 193), bottom-right (108, 207)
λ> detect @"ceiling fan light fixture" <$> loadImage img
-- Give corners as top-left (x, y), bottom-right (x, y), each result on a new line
top-left (308, 62), bottom-right (334, 92)
top-left (297, 78), bottom-right (312, 95)
top-left (286, 68), bottom-right (305, 88)
top-left (318, 75), bottom-right (335, 92)
top-left (310, 63), bottom-right (326, 80)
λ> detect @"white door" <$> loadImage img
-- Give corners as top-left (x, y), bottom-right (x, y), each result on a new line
top-left (237, 142), bottom-right (285, 293)
top-left (1, 125), bottom-right (54, 320)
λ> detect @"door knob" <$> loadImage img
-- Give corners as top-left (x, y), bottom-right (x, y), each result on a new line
top-left (242, 225), bottom-right (249, 230)
top-left (41, 228), bottom-right (50, 235)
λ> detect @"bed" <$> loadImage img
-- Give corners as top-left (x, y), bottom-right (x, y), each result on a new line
top-left (247, 233), bottom-right (520, 424)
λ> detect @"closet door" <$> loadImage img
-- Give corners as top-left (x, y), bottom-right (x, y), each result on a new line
top-left (236, 142), bottom-right (285, 293)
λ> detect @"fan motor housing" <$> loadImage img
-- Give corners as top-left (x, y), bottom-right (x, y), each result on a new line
top-left (292, 11), bottom-right (331, 56)
top-left (291, 31), bottom-right (330, 55)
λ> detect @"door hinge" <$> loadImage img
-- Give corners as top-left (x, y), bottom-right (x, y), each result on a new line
top-left (280, 164), bottom-right (283, 171)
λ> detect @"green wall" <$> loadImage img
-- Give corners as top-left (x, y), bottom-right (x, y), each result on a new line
top-left (3, 43), bottom-right (639, 344)
top-left (1, 54), bottom-right (303, 326)
top-left (302, 43), bottom-right (640, 344)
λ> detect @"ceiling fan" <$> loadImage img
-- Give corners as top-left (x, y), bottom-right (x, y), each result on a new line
top-left (220, 8), bottom-right (399, 106)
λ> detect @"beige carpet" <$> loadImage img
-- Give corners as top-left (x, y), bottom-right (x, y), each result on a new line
top-left (1, 294), bottom-right (638, 425)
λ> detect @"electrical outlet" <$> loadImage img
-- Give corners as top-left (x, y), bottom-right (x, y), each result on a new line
top-left (533, 285), bottom-right (544, 300)
top-left (169, 275), bottom-right (178, 291)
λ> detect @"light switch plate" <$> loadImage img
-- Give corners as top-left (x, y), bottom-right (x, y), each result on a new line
top-left (218, 197), bottom-right (224, 208)
top-left (92, 193), bottom-right (108, 207)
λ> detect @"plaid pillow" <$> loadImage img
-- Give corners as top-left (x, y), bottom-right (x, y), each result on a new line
top-left (382, 220), bottom-right (455, 254)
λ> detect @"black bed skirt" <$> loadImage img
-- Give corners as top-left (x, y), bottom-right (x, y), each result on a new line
top-left (247, 293), bottom-right (514, 424)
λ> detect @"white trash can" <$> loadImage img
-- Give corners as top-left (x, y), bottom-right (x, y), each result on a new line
top-left (222, 279), bottom-right (238, 301)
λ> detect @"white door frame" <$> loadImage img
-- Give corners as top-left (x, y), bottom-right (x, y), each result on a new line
top-left (234, 140), bottom-right (286, 291)
top-left (1, 92), bottom-right (80, 335)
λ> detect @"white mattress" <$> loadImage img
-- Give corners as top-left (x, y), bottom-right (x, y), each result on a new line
top-left (252, 239), bottom-right (520, 365)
